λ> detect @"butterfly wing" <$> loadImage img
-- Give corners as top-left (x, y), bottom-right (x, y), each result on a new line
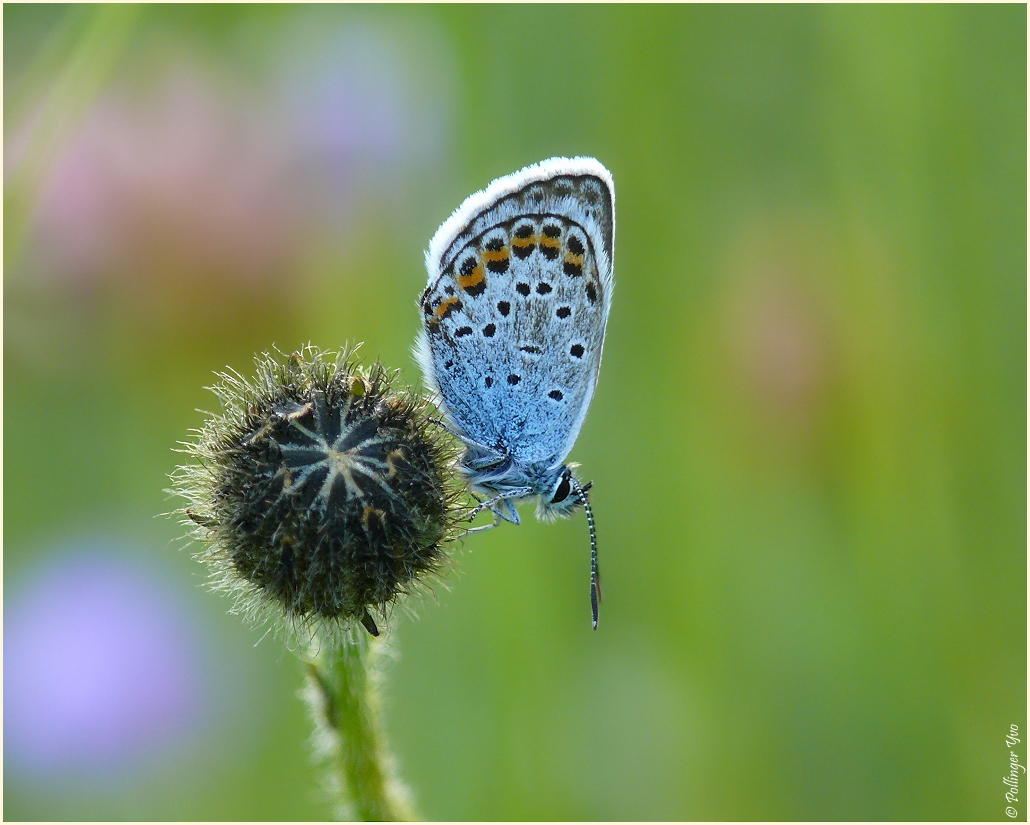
top-left (416, 157), bottom-right (614, 468)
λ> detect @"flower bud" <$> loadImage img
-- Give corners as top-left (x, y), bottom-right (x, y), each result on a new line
top-left (172, 345), bottom-right (463, 641)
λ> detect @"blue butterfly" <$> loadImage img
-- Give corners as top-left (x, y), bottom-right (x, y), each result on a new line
top-left (416, 157), bottom-right (614, 628)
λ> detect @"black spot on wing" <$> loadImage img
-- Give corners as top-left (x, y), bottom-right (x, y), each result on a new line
top-left (556, 306), bottom-right (572, 319)
top-left (483, 323), bottom-right (496, 337)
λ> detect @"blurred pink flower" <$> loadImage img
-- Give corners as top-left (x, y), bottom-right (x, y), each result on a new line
top-left (12, 19), bottom-right (455, 301)
top-left (24, 67), bottom-right (304, 294)
top-left (719, 215), bottom-right (840, 436)
top-left (732, 276), bottom-right (827, 414)
top-left (5, 17), bottom-right (455, 366)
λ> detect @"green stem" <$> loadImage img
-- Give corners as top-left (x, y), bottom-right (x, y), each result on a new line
top-left (302, 631), bottom-right (417, 821)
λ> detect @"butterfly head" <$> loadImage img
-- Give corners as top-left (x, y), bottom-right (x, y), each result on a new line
top-left (535, 465), bottom-right (591, 521)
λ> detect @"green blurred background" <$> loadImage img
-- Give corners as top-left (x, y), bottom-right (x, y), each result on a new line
top-left (4, 4), bottom-right (1025, 821)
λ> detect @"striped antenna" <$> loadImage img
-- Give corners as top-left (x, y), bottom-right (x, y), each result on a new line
top-left (570, 475), bottom-right (600, 629)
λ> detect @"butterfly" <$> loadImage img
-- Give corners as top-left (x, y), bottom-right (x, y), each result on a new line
top-left (415, 157), bottom-right (614, 628)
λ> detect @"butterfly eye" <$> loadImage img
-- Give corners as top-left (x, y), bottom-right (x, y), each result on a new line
top-left (551, 474), bottom-right (572, 504)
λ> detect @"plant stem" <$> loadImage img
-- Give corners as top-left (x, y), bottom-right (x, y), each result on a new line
top-left (302, 631), bottom-right (416, 821)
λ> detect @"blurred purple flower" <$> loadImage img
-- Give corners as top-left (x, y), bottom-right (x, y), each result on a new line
top-left (288, 28), bottom-right (408, 164)
top-left (4, 540), bottom-right (206, 778)
top-left (278, 20), bottom-right (449, 169)
top-left (270, 16), bottom-right (455, 225)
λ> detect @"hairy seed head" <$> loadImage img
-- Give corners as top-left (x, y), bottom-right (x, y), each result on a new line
top-left (171, 344), bottom-right (465, 643)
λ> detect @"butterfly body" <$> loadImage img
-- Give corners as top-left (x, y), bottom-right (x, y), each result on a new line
top-left (415, 157), bottom-right (614, 626)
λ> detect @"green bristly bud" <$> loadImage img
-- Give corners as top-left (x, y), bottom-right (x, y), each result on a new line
top-left (171, 344), bottom-right (465, 642)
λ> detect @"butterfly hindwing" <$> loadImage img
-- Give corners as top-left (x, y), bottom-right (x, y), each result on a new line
top-left (418, 159), bottom-right (614, 467)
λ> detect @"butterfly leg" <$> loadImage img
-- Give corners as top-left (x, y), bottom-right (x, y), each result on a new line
top-left (459, 487), bottom-right (532, 538)
top-left (459, 509), bottom-right (503, 537)
top-left (467, 487), bottom-right (532, 522)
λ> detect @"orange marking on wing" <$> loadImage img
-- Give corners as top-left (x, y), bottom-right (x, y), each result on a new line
top-left (512, 233), bottom-right (539, 249)
top-left (540, 236), bottom-right (561, 252)
top-left (482, 249), bottom-right (509, 266)
top-left (434, 296), bottom-right (462, 319)
top-left (565, 252), bottom-right (584, 266)
top-left (457, 263), bottom-right (486, 290)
